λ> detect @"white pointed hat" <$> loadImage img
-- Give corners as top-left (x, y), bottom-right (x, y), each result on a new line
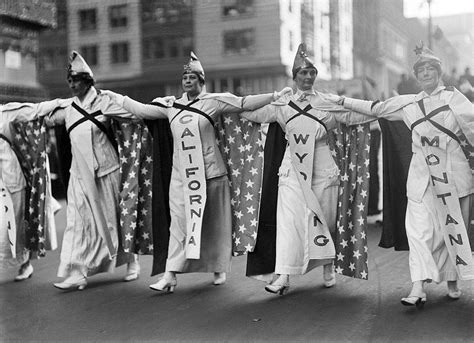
top-left (292, 43), bottom-right (317, 79)
top-left (183, 51), bottom-right (205, 81)
top-left (67, 50), bottom-right (94, 78)
top-left (413, 41), bottom-right (442, 73)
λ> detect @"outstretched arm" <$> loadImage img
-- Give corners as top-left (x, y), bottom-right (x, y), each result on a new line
top-left (101, 90), bottom-right (170, 120)
top-left (215, 87), bottom-right (293, 115)
top-left (240, 103), bottom-right (280, 123)
top-left (329, 94), bottom-right (416, 121)
top-left (2, 99), bottom-right (71, 122)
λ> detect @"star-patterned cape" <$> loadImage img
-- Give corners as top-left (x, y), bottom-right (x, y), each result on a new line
top-left (10, 118), bottom-right (53, 257)
top-left (215, 113), bottom-right (265, 256)
top-left (328, 123), bottom-right (370, 279)
top-left (112, 118), bottom-right (154, 255)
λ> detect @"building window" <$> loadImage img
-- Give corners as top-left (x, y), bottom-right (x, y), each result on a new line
top-left (143, 38), bottom-right (165, 59)
top-left (142, 0), bottom-right (193, 24)
top-left (109, 5), bottom-right (128, 28)
top-left (80, 45), bottom-right (98, 66)
top-left (223, 29), bottom-right (255, 55)
top-left (111, 42), bottom-right (129, 64)
top-left (222, 0), bottom-right (254, 17)
top-left (181, 37), bottom-right (193, 57)
top-left (168, 40), bottom-right (179, 58)
top-left (79, 9), bottom-right (97, 31)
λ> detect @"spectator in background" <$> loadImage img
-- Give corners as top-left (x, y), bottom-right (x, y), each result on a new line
top-left (397, 73), bottom-right (422, 95)
top-left (459, 67), bottom-right (474, 102)
top-left (442, 67), bottom-right (459, 88)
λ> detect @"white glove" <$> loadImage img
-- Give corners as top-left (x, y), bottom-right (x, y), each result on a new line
top-left (57, 98), bottom-right (73, 107)
top-left (321, 93), bottom-right (344, 105)
top-left (273, 87), bottom-right (293, 100)
top-left (101, 90), bottom-right (125, 106)
top-left (152, 96), bottom-right (176, 107)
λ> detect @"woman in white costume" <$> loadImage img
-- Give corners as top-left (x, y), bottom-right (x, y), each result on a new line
top-left (46, 51), bottom-right (140, 290)
top-left (328, 43), bottom-right (473, 307)
top-left (240, 44), bottom-right (371, 295)
top-left (1, 99), bottom-right (66, 280)
top-left (103, 52), bottom-right (291, 292)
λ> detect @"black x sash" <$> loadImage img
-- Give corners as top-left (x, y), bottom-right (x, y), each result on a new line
top-left (170, 99), bottom-right (214, 127)
top-left (68, 102), bottom-right (117, 149)
top-left (286, 101), bottom-right (328, 132)
top-left (0, 133), bottom-right (12, 146)
top-left (411, 99), bottom-right (460, 144)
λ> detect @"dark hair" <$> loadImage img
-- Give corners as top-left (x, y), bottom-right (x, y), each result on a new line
top-left (67, 72), bottom-right (95, 87)
top-left (183, 71), bottom-right (205, 85)
top-left (292, 66), bottom-right (318, 80)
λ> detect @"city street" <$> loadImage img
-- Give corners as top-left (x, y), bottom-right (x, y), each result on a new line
top-left (1, 204), bottom-right (472, 342)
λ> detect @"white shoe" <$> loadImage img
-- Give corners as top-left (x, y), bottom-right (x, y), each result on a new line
top-left (149, 277), bottom-right (177, 293)
top-left (53, 275), bottom-right (87, 291)
top-left (213, 272), bottom-right (226, 285)
top-left (124, 260), bottom-right (140, 282)
top-left (323, 263), bottom-right (336, 288)
top-left (265, 275), bottom-right (290, 295)
top-left (14, 263), bottom-right (33, 282)
top-left (447, 281), bottom-right (462, 299)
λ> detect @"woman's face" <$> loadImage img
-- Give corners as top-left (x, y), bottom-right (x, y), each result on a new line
top-left (67, 76), bottom-right (89, 98)
top-left (415, 63), bottom-right (440, 94)
top-left (295, 68), bottom-right (317, 91)
top-left (182, 73), bottom-right (202, 96)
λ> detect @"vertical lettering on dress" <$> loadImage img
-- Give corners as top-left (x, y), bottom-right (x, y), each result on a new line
top-left (448, 234), bottom-right (463, 246)
top-left (186, 167), bottom-right (198, 177)
top-left (295, 152), bottom-right (308, 163)
top-left (191, 208), bottom-right (202, 219)
top-left (431, 172), bottom-right (448, 186)
top-left (455, 255), bottom-right (468, 265)
top-left (437, 192), bottom-right (451, 205)
top-left (179, 114), bottom-right (193, 124)
top-left (188, 236), bottom-right (196, 245)
top-left (421, 136), bottom-right (439, 147)
top-left (445, 214), bottom-right (458, 225)
top-left (188, 180), bottom-right (200, 190)
top-left (425, 154), bottom-right (440, 166)
top-left (190, 194), bottom-right (202, 204)
top-left (293, 133), bottom-right (310, 144)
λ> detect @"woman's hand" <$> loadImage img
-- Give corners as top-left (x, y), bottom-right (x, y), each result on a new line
top-left (273, 87), bottom-right (293, 100)
top-left (152, 96), bottom-right (176, 107)
top-left (101, 90), bottom-right (124, 105)
top-left (57, 98), bottom-right (73, 107)
top-left (322, 93), bottom-right (345, 105)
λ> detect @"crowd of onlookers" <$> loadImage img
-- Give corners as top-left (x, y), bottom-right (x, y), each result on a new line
top-left (443, 66), bottom-right (474, 101)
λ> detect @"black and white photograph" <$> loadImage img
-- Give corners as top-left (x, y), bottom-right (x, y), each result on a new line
top-left (0, 0), bottom-right (473, 342)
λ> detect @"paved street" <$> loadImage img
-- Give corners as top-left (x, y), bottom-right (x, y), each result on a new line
top-left (1, 204), bottom-right (473, 342)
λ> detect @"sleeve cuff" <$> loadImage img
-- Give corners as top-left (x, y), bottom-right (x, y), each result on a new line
top-left (343, 97), bottom-right (374, 115)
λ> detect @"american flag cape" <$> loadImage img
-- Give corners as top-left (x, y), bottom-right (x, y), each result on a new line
top-left (112, 118), bottom-right (154, 255)
top-left (328, 123), bottom-right (371, 279)
top-left (215, 113), bottom-right (265, 256)
top-left (10, 118), bottom-right (51, 257)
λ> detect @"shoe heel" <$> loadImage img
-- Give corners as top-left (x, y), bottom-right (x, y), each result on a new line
top-left (78, 284), bottom-right (86, 291)
top-left (415, 297), bottom-right (426, 309)
top-left (279, 286), bottom-right (289, 295)
top-left (168, 285), bottom-right (175, 293)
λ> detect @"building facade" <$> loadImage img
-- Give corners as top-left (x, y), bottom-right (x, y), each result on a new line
top-left (0, 0), bottom-right (56, 102)
top-left (39, 0), bottom-right (349, 101)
